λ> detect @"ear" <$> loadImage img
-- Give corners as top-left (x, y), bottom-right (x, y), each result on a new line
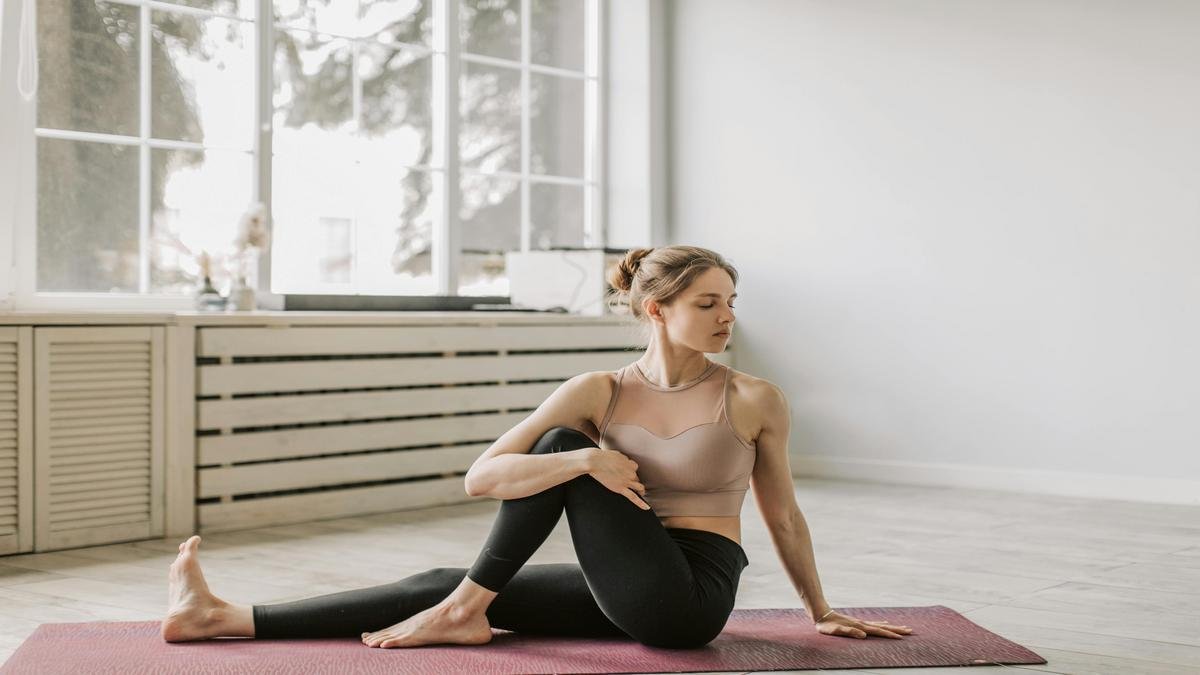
top-left (642, 297), bottom-right (665, 324)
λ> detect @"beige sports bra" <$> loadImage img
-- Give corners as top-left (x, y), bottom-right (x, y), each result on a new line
top-left (598, 360), bottom-right (757, 517)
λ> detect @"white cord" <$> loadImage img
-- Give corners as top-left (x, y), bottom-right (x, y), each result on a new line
top-left (17, 0), bottom-right (37, 101)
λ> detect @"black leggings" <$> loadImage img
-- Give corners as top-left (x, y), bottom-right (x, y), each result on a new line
top-left (252, 427), bottom-right (750, 648)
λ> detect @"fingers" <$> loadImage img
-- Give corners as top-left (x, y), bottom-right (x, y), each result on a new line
top-left (623, 488), bottom-right (651, 510)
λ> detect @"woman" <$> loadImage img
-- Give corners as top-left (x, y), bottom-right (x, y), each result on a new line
top-left (161, 245), bottom-right (912, 647)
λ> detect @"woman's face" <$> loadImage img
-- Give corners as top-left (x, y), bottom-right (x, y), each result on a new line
top-left (646, 267), bottom-right (737, 353)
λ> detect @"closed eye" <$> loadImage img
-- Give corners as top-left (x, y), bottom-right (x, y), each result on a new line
top-left (700, 304), bottom-right (735, 309)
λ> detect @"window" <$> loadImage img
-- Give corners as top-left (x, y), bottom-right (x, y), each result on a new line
top-left (23, 0), bottom-right (601, 306)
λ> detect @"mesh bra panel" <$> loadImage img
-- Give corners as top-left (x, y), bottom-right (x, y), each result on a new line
top-left (598, 360), bottom-right (757, 517)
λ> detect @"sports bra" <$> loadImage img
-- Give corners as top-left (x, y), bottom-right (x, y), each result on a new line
top-left (597, 359), bottom-right (757, 517)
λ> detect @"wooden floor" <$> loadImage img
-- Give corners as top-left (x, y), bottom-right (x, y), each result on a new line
top-left (0, 477), bottom-right (1197, 674)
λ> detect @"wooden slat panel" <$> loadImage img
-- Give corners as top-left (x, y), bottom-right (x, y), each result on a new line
top-left (50, 502), bottom-right (149, 523)
top-left (51, 450), bottom-right (152, 467)
top-left (0, 327), bottom-right (31, 555)
top-left (197, 324), bottom-right (642, 357)
top-left (46, 520), bottom-right (150, 544)
top-left (35, 326), bottom-right (165, 551)
top-left (49, 468), bottom-right (151, 486)
top-left (198, 351), bottom-right (634, 395)
top-left (198, 476), bottom-right (477, 533)
top-left (51, 484), bottom-right (150, 504)
top-left (199, 443), bottom-right (486, 497)
top-left (53, 459), bottom-right (149, 476)
top-left (49, 368), bottom-right (151, 382)
top-left (197, 381), bottom-right (558, 429)
top-left (198, 411), bottom-right (526, 465)
top-left (50, 411), bottom-right (150, 426)
top-left (54, 476), bottom-right (148, 495)
top-left (50, 423), bottom-right (151, 439)
top-left (50, 433), bottom-right (151, 450)
top-left (48, 396), bottom-right (154, 411)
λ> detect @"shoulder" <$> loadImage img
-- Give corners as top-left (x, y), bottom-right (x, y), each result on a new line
top-left (566, 368), bottom-right (622, 421)
top-left (726, 367), bottom-right (788, 438)
top-left (727, 367), bottom-right (785, 408)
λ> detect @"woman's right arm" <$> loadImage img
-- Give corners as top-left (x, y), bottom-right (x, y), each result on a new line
top-left (463, 371), bottom-right (648, 507)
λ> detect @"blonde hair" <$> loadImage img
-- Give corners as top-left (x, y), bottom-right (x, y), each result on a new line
top-left (605, 246), bottom-right (739, 339)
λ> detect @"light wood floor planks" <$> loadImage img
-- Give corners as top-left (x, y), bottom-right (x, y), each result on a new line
top-left (1, 477), bottom-right (1197, 674)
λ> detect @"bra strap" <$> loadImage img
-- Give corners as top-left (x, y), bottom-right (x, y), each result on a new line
top-left (597, 367), bottom-right (625, 445)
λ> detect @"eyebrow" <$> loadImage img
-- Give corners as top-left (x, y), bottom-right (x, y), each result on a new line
top-left (697, 293), bottom-right (737, 299)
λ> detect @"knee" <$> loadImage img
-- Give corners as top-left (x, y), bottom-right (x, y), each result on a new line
top-left (632, 619), bottom-right (722, 649)
top-left (637, 628), bottom-right (719, 650)
top-left (409, 566), bottom-right (465, 589)
top-left (530, 426), bottom-right (594, 455)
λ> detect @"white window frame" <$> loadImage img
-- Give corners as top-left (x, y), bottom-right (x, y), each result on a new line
top-left (0, 0), bottom-right (606, 311)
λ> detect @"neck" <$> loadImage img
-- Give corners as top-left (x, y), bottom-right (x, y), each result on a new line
top-left (636, 345), bottom-right (712, 388)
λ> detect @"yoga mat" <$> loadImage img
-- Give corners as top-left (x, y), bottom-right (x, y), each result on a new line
top-left (1, 606), bottom-right (1045, 674)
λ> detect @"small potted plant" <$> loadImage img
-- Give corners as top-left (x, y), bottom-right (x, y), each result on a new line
top-left (231, 202), bottom-right (269, 311)
top-left (195, 251), bottom-right (226, 311)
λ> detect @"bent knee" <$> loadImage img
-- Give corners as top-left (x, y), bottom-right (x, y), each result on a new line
top-left (636, 629), bottom-right (719, 650)
top-left (631, 620), bottom-right (722, 649)
top-left (530, 426), bottom-right (594, 454)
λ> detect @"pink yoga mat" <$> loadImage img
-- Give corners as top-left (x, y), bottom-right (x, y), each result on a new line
top-left (1, 606), bottom-right (1044, 674)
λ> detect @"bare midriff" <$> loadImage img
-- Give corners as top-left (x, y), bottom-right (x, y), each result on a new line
top-left (659, 515), bottom-right (741, 546)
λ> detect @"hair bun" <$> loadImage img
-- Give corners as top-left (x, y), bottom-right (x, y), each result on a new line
top-left (607, 247), bottom-right (654, 293)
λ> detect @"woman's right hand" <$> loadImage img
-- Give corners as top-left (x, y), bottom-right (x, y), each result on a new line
top-left (587, 448), bottom-right (651, 510)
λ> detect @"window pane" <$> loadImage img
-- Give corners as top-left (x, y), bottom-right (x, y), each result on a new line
top-left (355, 166), bottom-right (438, 294)
top-left (530, 182), bottom-right (583, 249)
top-left (272, 29), bottom-right (354, 158)
top-left (273, 0), bottom-right (357, 37)
top-left (460, 0), bottom-right (519, 61)
top-left (150, 148), bottom-right (253, 294)
top-left (158, 0), bottom-right (254, 20)
top-left (360, 0), bottom-right (430, 46)
top-left (38, 0), bottom-right (139, 136)
top-left (152, 11), bottom-right (255, 150)
top-left (532, 0), bottom-right (584, 71)
top-left (530, 73), bottom-right (584, 178)
top-left (357, 45), bottom-right (431, 166)
top-left (37, 138), bottom-right (139, 292)
top-left (271, 157), bottom-right (358, 292)
top-left (460, 63), bottom-right (520, 173)
top-left (458, 174), bottom-right (519, 296)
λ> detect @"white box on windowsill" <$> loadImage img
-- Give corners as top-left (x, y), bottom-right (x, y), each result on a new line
top-left (505, 249), bottom-right (627, 316)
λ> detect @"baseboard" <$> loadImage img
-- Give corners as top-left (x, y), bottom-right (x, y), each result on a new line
top-left (792, 454), bottom-right (1200, 506)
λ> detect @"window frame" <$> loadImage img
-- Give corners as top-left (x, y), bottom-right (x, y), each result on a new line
top-left (2, 0), bottom-right (606, 311)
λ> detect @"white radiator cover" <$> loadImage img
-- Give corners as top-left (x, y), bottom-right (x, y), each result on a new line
top-left (195, 322), bottom-right (733, 532)
top-left (34, 327), bottom-right (165, 551)
top-left (0, 327), bottom-right (32, 555)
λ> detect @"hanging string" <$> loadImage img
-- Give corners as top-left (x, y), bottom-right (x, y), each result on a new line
top-left (16, 0), bottom-right (37, 101)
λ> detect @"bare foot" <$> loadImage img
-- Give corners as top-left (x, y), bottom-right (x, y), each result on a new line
top-left (361, 601), bottom-right (493, 648)
top-left (161, 535), bottom-right (228, 642)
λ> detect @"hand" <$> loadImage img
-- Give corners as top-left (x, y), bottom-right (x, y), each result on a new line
top-left (587, 448), bottom-right (651, 510)
top-left (815, 610), bottom-right (913, 639)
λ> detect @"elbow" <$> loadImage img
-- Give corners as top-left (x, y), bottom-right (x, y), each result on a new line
top-left (463, 471), bottom-right (489, 498)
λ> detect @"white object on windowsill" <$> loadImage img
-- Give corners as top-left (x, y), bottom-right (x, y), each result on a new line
top-left (505, 249), bottom-right (622, 316)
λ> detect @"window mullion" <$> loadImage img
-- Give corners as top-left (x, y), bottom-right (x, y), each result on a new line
top-left (520, 0), bottom-right (531, 252)
top-left (256, 0), bottom-right (276, 302)
top-left (138, 2), bottom-right (152, 293)
top-left (433, 0), bottom-right (460, 296)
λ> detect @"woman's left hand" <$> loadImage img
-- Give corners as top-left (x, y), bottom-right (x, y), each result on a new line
top-left (815, 610), bottom-right (913, 639)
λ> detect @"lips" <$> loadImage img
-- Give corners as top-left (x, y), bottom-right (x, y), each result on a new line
top-left (714, 332), bottom-right (730, 337)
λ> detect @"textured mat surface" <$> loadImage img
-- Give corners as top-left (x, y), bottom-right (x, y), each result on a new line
top-left (0, 606), bottom-right (1045, 674)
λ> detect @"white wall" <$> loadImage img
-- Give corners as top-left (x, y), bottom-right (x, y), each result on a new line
top-left (670, 0), bottom-right (1200, 503)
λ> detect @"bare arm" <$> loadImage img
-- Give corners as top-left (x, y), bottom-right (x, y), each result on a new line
top-left (748, 381), bottom-right (832, 623)
top-left (464, 372), bottom-right (606, 500)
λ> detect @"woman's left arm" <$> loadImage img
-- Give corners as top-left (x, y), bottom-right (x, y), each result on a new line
top-left (746, 381), bottom-right (831, 622)
top-left (748, 381), bottom-right (913, 639)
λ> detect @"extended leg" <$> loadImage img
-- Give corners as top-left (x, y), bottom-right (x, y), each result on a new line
top-left (252, 563), bottom-right (622, 639)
